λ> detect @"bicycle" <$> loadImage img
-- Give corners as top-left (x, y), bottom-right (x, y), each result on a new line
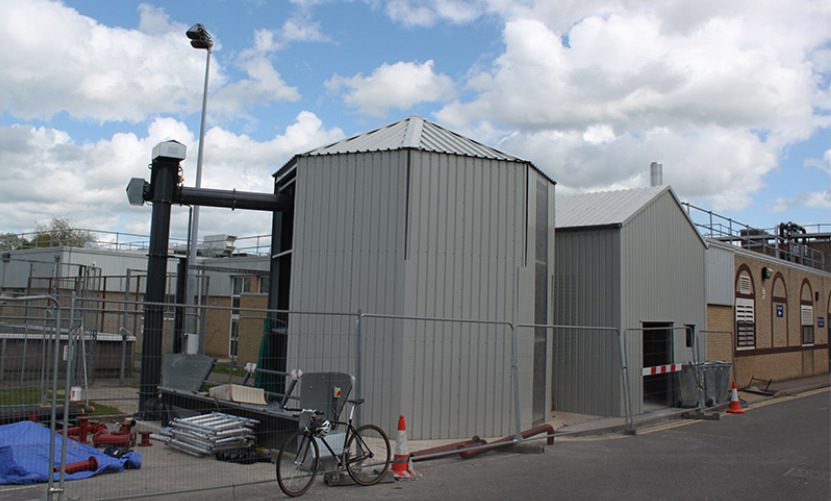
top-left (276, 398), bottom-right (391, 497)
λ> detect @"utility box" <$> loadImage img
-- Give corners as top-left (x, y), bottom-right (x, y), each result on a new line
top-left (677, 364), bottom-right (702, 408)
top-left (702, 361), bottom-right (732, 406)
top-left (677, 362), bottom-right (732, 408)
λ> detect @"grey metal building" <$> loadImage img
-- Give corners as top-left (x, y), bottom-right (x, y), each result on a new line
top-left (272, 116), bottom-right (556, 438)
top-left (554, 186), bottom-right (707, 417)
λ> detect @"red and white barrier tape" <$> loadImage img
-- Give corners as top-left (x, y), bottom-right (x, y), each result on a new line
top-left (642, 363), bottom-right (682, 376)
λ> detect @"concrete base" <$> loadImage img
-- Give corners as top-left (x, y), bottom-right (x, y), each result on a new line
top-left (682, 410), bottom-right (721, 421)
top-left (508, 442), bottom-right (545, 454)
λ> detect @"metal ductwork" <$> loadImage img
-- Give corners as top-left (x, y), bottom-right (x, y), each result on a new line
top-left (129, 140), bottom-right (294, 417)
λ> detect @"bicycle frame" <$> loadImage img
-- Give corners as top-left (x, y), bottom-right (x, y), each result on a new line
top-left (310, 401), bottom-right (370, 470)
top-left (277, 398), bottom-right (389, 496)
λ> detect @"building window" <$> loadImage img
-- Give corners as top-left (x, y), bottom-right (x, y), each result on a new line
top-left (735, 269), bottom-right (755, 350)
top-left (736, 298), bottom-right (755, 348)
top-left (230, 276), bottom-right (252, 358)
top-left (800, 280), bottom-right (815, 346)
top-left (230, 318), bottom-right (240, 358)
top-left (801, 305), bottom-right (814, 345)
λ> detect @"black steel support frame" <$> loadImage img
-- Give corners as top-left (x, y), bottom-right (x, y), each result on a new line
top-left (137, 154), bottom-right (292, 417)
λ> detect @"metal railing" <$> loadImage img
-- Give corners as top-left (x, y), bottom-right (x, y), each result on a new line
top-left (0, 229), bottom-right (273, 257)
top-left (683, 203), bottom-right (829, 272)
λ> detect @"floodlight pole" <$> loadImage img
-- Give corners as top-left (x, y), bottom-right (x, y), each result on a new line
top-left (185, 24), bottom-right (212, 353)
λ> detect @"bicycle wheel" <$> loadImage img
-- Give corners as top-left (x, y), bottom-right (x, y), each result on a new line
top-left (345, 424), bottom-right (391, 486)
top-left (276, 430), bottom-right (319, 497)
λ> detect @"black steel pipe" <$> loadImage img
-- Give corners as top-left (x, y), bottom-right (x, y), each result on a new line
top-left (138, 155), bottom-right (179, 417)
top-left (176, 186), bottom-right (292, 212)
top-left (135, 148), bottom-right (295, 417)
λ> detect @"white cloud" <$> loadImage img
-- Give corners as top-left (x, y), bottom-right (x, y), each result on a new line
top-left (0, 112), bottom-right (343, 237)
top-left (0, 0), bottom-right (304, 123)
top-left (434, 3), bottom-right (830, 213)
top-left (0, 0), bottom-right (213, 122)
top-left (804, 189), bottom-right (831, 209)
top-left (774, 189), bottom-right (831, 213)
top-left (138, 3), bottom-right (177, 35)
top-left (327, 60), bottom-right (455, 117)
top-left (384, 0), bottom-right (484, 27)
top-left (500, 124), bottom-right (778, 210)
top-left (280, 16), bottom-right (330, 43)
top-left (211, 56), bottom-right (301, 117)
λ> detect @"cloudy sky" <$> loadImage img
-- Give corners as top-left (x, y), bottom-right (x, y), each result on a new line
top-left (1, 0), bottom-right (829, 249)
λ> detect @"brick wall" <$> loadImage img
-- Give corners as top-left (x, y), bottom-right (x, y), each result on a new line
top-left (712, 252), bottom-right (830, 386)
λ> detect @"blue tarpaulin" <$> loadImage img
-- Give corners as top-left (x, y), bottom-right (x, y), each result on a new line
top-left (0, 421), bottom-right (141, 485)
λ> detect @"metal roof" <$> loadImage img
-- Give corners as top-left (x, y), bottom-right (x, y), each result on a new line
top-left (275, 115), bottom-right (557, 186)
top-left (301, 115), bottom-right (522, 161)
top-left (555, 186), bottom-right (669, 228)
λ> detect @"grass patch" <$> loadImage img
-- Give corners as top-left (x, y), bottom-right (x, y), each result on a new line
top-left (0, 387), bottom-right (46, 406)
top-left (212, 365), bottom-right (246, 378)
top-left (88, 401), bottom-right (122, 416)
top-left (0, 387), bottom-right (123, 416)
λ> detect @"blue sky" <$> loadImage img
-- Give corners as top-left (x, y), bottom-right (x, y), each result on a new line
top-left (0, 0), bottom-right (829, 245)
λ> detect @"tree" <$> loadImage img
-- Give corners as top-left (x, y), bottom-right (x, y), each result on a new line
top-left (0, 232), bottom-right (28, 250)
top-left (30, 217), bottom-right (95, 248)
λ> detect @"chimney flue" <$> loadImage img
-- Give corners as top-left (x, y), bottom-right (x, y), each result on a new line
top-left (650, 162), bottom-right (663, 187)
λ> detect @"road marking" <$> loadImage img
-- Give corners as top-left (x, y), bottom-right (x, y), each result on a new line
top-left (638, 420), bottom-right (697, 435)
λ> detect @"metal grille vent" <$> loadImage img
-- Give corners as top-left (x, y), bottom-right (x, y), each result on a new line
top-left (738, 273), bottom-right (752, 295)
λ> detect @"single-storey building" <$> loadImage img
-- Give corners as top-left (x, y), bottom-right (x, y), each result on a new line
top-left (705, 240), bottom-right (830, 384)
top-left (269, 116), bottom-right (557, 438)
top-left (554, 186), bottom-right (707, 417)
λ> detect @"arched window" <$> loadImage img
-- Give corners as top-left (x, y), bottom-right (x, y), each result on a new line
top-left (771, 273), bottom-right (787, 348)
top-left (800, 280), bottom-right (814, 346)
top-left (735, 268), bottom-right (755, 349)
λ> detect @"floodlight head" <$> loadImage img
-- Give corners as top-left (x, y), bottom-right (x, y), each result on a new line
top-left (152, 140), bottom-right (186, 162)
top-left (186, 24), bottom-right (213, 50)
top-left (126, 178), bottom-right (148, 206)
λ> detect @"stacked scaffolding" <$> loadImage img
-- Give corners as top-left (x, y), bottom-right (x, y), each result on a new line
top-left (158, 412), bottom-right (259, 457)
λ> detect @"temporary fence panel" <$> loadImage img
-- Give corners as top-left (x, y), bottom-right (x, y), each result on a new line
top-left (538, 325), bottom-right (630, 420)
top-left (1, 297), bottom-right (532, 501)
top-left (363, 315), bottom-right (519, 441)
top-left (285, 312), bottom-right (522, 441)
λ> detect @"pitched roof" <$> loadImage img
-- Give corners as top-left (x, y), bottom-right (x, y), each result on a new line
top-left (275, 115), bottom-right (556, 185)
top-left (293, 115), bottom-right (523, 162)
top-left (555, 186), bottom-right (669, 228)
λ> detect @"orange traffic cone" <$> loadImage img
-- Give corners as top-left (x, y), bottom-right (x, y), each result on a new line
top-left (391, 415), bottom-right (421, 480)
top-left (726, 382), bottom-right (745, 414)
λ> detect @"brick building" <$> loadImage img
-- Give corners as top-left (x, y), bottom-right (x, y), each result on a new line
top-left (706, 239), bottom-right (830, 386)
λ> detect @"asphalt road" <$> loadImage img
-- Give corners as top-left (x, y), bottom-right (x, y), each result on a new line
top-left (143, 387), bottom-right (830, 501)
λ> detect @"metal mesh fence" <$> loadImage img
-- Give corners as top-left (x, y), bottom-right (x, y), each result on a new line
top-left (1, 294), bottom-right (739, 500)
top-left (0, 298), bottom-right (527, 500)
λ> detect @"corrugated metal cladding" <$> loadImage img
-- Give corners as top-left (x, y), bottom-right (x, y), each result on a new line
top-left (298, 115), bottom-right (522, 162)
top-left (402, 151), bottom-right (532, 438)
top-left (619, 188), bottom-right (706, 413)
top-left (706, 246), bottom-right (735, 306)
top-left (286, 142), bottom-right (555, 439)
top-left (553, 228), bottom-right (621, 416)
top-left (553, 187), bottom-right (706, 417)
top-left (287, 150), bottom-right (408, 413)
top-left (556, 186), bottom-right (665, 228)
